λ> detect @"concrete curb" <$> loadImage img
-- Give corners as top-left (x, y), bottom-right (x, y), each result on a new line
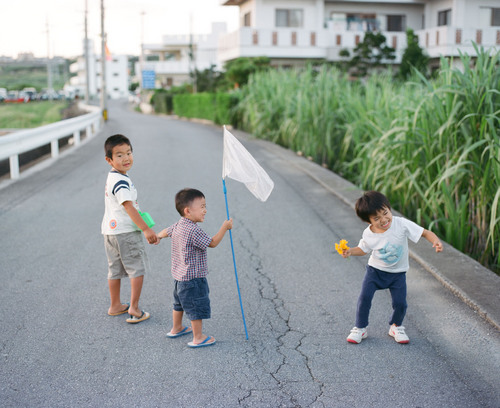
top-left (231, 128), bottom-right (500, 331)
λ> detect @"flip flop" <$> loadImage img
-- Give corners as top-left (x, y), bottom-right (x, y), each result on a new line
top-left (166, 326), bottom-right (192, 338)
top-left (126, 311), bottom-right (150, 324)
top-left (108, 303), bottom-right (130, 316)
top-left (188, 336), bottom-right (216, 348)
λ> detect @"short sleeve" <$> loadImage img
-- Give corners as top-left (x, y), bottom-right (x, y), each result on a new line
top-left (165, 224), bottom-right (175, 238)
top-left (191, 225), bottom-right (212, 249)
top-left (113, 179), bottom-right (134, 205)
top-left (358, 238), bottom-right (371, 254)
top-left (403, 218), bottom-right (424, 243)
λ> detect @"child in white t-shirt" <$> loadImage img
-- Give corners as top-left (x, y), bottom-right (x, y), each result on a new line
top-left (340, 191), bottom-right (443, 344)
top-left (101, 134), bottom-right (158, 323)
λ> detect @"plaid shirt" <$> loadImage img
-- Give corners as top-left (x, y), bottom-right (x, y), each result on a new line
top-left (166, 217), bottom-right (213, 281)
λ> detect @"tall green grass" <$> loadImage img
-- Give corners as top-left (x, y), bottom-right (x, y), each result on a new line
top-left (235, 46), bottom-right (500, 273)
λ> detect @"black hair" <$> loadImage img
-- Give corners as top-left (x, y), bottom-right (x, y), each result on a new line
top-left (104, 134), bottom-right (132, 159)
top-left (175, 188), bottom-right (205, 217)
top-left (355, 191), bottom-right (392, 223)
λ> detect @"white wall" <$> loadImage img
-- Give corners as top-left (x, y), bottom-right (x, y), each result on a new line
top-left (252, 0), bottom-right (321, 30)
top-left (424, 0), bottom-right (453, 28)
top-left (457, 0), bottom-right (500, 28)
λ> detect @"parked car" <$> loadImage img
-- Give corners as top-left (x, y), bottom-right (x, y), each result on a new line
top-left (22, 87), bottom-right (37, 101)
top-left (5, 91), bottom-right (27, 103)
top-left (38, 90), bottom-right (61, 101)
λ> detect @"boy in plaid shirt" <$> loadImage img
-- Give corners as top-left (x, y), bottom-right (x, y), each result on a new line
top-left (158, 188), bottom-right (232, 348)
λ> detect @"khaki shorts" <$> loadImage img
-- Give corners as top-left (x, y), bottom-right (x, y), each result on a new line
top-left (104, 231), bottom-right (149, 280)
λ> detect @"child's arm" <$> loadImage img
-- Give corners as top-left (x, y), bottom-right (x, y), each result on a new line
top-left (422, 229), bottom-right (443, 252)
top-left (209, 218), bottom-right (233, 248)
top-left (122, 201), bottom-right (158, 244)
top-left (342, 246), bottom-right (367, 259)
top-left (157, 228), bottom-right (169, 240)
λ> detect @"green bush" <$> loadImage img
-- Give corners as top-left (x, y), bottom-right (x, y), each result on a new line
top-left (150, 89), bottom-right (173, 114)
top-left (173, 92), bottom-right (241, 126)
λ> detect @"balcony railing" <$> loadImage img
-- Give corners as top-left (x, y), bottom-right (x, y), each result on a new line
top-left (218, 25), bottom-right (500, 63)
top-left (418, 26), bottom-right (500, 58)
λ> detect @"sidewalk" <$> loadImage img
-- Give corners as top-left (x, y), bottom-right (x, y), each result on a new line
top-left (233, 128), bottom-right (500, 331)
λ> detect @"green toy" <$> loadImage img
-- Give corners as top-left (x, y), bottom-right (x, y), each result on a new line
top-left (139, 211), bottom-right (155, 228)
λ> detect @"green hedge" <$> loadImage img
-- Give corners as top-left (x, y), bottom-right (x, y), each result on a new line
top-left (172, 92), bottom-right (241, 125)
top-left (150, 89), bottom-right (173, 114)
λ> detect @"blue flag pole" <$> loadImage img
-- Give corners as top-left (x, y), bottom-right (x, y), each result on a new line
top-left (222, 178), bottom-right (249, 340)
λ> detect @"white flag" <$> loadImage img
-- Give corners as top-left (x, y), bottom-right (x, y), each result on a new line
top-left (222, 126), bottom-right (274, 202)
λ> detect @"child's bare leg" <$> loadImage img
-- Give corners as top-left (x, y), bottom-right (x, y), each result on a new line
top-left (128, 275), bottom-right (144, 317)
top-left (108, 279), bottom-right (128, 314)
top-left (170, 310), bottom-right (185, 334)
top-left (191, 319), bottom-right (206, 344)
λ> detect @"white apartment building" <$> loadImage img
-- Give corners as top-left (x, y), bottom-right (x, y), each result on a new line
top-left (139, 23), bottom-right (227, 89)
top-left (219, 0), bottom-right (500, 67)
top-left (69, 40), bottom-right (129, 100)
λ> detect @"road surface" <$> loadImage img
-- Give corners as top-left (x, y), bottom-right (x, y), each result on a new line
top-left (1, 100), bottom-right (498, 407)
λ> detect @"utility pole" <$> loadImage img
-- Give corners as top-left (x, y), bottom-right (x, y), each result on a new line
top-left (189, 13), bottom-right (197, 93)
top-left (84, 0), bottom-right (90, 103)
top-left (46, 18), bottom-right (53, 97)
top-left (100, 0), bottom-right (108, 120)
top-left (140, 10), bottom-right (145, 102)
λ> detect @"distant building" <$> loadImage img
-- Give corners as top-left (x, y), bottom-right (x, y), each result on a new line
top-left (138, 22), bottom-right (228, 90)
top-left (69, 39), bottom-right (129, 100)
top-left (219, 0), bottom-right (500, 69)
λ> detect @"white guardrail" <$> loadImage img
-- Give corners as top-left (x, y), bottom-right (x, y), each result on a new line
top-left (0, 103), bottom-right (102, 179)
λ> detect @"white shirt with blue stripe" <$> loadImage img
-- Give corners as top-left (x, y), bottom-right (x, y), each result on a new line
top-left (101, 170), bottom-right (141, 235)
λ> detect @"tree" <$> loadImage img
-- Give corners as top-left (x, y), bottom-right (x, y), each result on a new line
top-left (224, 57), bottom-right (271, 88)
top-left (399, 29), bottom-right (429, 79)
top-left (192, 65), bottom-right (227, 93)
top-left (349, 32), bottom-right (396, 77)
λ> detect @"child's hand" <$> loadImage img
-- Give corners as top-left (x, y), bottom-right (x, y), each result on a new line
top-left (341, 248), bottom-right (351, 259)
top-left (433, 240), bottom-right (443, 253)
top-left (157, 228), bottom-right (168, 240)
top-left (144, 228), bottom-right (158, 244)
top-left (422, 230), bottom-right (443, 253)
top-left (224, 218), bottom-right (233, 231)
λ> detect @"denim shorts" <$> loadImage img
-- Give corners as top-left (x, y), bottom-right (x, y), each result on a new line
top-left (173, 278), bottom-right (211, 321)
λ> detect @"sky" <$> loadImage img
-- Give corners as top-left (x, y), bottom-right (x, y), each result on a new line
top-left (0, 0), bottom-right (239, 59)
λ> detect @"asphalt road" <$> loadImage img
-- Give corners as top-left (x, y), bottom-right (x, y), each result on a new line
top-left (1, 100), bottom-right (499, 408)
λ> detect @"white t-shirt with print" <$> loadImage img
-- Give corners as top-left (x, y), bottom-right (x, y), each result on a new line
top-left (101, 170), bottom-right (141, 235)
top-left (358, 216), bottom-right (424, 273)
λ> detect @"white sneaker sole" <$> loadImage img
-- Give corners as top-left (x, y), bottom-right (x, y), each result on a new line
top-left (347, 332), bottom-right (367, 344)
top-left (389, 332), bottom-right (409, 344)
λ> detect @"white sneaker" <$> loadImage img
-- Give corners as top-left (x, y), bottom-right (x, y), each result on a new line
top-left (389, 325), bottom-right (410, 343)
top-left (347, 327), bottom-right (367, 344)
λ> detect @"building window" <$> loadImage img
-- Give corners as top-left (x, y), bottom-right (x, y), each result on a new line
top-left (492, 8), bottom-right (500, 26)
top-left (243, 12), bottom-right (251, 27)
top-left (276, 9), bottom-right (303, 28)
top-left (387, 15), bottom-right (406, 32)
top-left (438, 9), bottom-right (451, 26)
top-left (346, 14), bottom-right (378, 31)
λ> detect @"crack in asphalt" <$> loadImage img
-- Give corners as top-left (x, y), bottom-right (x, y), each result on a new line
top-left (235, 218), bottom-right (325, 407)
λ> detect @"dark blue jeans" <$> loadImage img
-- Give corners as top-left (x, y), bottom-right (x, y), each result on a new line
top-left (355, 265), bottom-right (407, 328)
top-left (173, 278), bottom-right (211, 321)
